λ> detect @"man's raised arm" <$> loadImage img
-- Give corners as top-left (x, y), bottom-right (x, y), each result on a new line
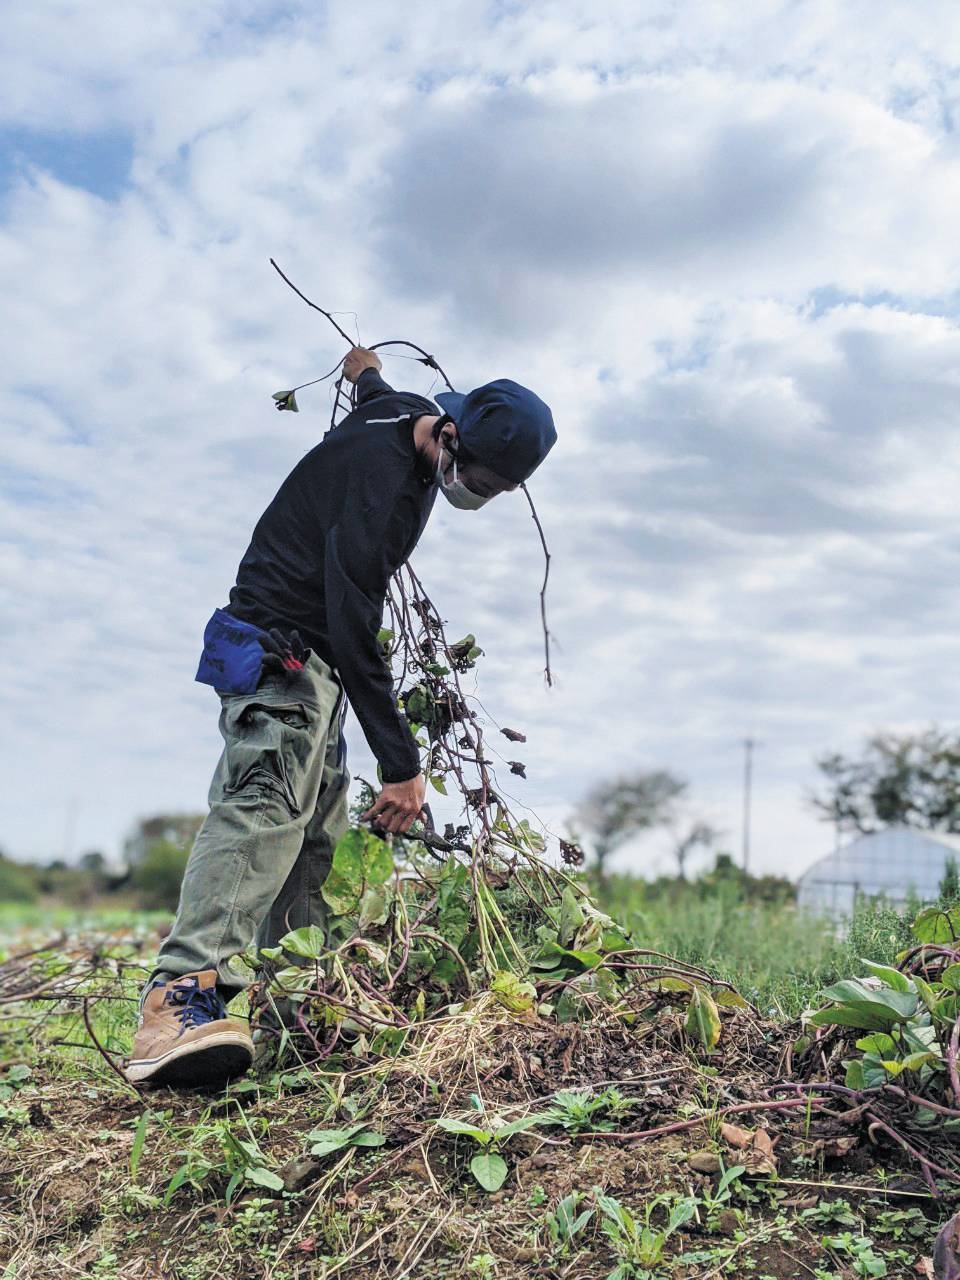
top-left (344, 347), bottom-right (396, 402)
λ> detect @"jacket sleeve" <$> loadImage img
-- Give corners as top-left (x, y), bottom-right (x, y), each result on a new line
top-left (323, 483), bottom-right (421, 784)
top-left (355, 366), bottom-right (397, 405)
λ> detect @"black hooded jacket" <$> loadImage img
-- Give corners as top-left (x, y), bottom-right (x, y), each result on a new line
top-left (226, 367), bottom-right (439, 782)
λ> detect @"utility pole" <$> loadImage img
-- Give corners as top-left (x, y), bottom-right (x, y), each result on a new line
top-left (742, 738), bottom-right (755, 876)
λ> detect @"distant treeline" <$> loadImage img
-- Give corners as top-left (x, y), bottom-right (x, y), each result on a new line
top-left (0, 812), bottom-right (205, 912)
top-left (1, 817), bottom-right (796, 915)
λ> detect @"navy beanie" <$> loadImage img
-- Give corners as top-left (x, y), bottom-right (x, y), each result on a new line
top-left (435, 379), bottom-right (556, 484)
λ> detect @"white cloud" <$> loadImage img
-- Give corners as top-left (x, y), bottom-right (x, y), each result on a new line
top-left (2, 1), bottom-right (960, 879)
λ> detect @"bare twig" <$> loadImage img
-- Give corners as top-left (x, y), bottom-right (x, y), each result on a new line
top-left (269, 258), bottom-right (357, 346)
top-left (82, 996), bottom-right (142, 1097)
top-left (574, 1095), bottom-right (827, 1142)
top-left (521, 481), bottom-right (553, 686)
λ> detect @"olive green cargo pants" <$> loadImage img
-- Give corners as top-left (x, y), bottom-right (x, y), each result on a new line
top-left (149, 653), bottom-right (349, 1000)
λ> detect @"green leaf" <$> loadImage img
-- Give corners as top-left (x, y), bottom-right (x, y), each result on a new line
top-left (860, 960), bottom-right (912, 993)
top-left (309, 1137), bottom-right (350, 1157)
top-left (855, 1033), bottom-right (897, 1056)
top-left (490, 970), bottom-right (536, 1013)
top-left (941, 964), bottom-right (960, 992)
top-left (357, 884), bottom-right (389, 930)
top-left (247, 1166), bottom-right (284, 1191)
top-left (899, 1051), bottom-right (940, 1072)
top-left (350, 1131), bottom-right (386, 1148)
top-left (559, 887), bottom-right (585, 946)
top-left (844, 1059), bottom-right (866, 1090)
top-left (596, 1192), bottom-right (628, 1226)
top-left (914, 974), bottom-right (939, 1014)
top-left (650, 976), bottom-right (693, 994)
top-left (277, 925), bottom-right (326, 959)
top-left (808, 1006), bottom-right (892, 1032)
top-left (859, 1054), bottom-right (891, 1088)
top-left (470, 1151), bottom-right (508, 1191)
top-left (686, 986), bottom-right (721, 1052)
top-left (714, 989), bottom-right (751, 1009)
top-left (555, 988), bottom-right (582, 1023)
top-left (912, 905), bottom-right (960, 944)
top-left (307, 1123), bottom-right (367, 1157)
top-left (271, 965), bottom-right (310, 993)
top-left (272, 390), bottom-right (299, 412)
top-left (130, 1110), bottom-right (149, 1180)
top-left (321, 828), bottom-right (394, 916)
top-left (436, 1118), bottom-right (491, 1144)
top-left (879, 1058), bottom-right (906, 1077)
top-left (531, 942), bottom-right (603, 972)
top-left (600, 927), bottom-right (631, 952)
top-left (163, 1164), bottom-right (192, 1206)
top-left (666, 1196), bottom-right (698, 1234)
top-left (717, 1165), bottom-right (746, 1196)
top-left (224, 1169), bottom-right (244, 1204)
top-left (817, 979), bottom-right (918, 1024)
top-left (429, 774), bottom-right (448, 795)
top-left (530, 941), bottom-right (574, 971)
top-left (495, 1114), bottom-right (547, 1138)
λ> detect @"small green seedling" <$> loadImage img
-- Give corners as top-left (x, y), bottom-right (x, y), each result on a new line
top-left (307, 1123), bottom-right (385, 1158)
top-left (824, 1232), bottom-right (888, 1278)
top-left (435, 1114), bottom-right (542, 1191)
top-left (699, 1160), bottom-right (746, 1227)
top-left (541, 1087), bottom-right (634, 1133)
top-left (596, 1191), bottom-right (698, 1278)
top-left (544, 1191), bottom-right (593, 1257)
top-left (800, 1199), bottom-right (859, 1229)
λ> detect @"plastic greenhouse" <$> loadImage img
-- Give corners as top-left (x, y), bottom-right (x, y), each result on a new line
top-left (797, 826), bottom-right (960, 916)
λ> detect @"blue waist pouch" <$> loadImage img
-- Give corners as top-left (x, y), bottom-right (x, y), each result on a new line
top-left (195, 608), bottom-right (269, 695)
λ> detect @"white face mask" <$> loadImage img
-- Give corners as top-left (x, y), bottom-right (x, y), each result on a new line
top-left (436, 444), bottom-right (492, 511)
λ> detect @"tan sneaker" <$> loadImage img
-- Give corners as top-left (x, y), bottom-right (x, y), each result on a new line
top-left (126, 970), bottom-right (253, 1087)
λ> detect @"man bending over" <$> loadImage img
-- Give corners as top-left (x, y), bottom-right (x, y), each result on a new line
top-left (126, 348), bottom-right (556, 1085)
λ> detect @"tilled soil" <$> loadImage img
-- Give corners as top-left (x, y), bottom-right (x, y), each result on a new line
top-left (0, 1004), bottom-right (950, 1279)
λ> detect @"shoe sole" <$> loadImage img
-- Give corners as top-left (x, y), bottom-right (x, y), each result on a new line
top-left (125, 1031), bottom-right (253, 1087)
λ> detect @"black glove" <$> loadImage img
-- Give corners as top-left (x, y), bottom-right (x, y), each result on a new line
top-left (260, 627), bottom-right (312, 676)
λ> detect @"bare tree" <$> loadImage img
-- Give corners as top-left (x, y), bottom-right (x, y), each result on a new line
top-left (576, 771), bottom-right (686, 878)
top-left (669, 819), bottom-right (722, 880)
top-left (122, 813), bottom-right (205, 867)
top-left (811, 728), bottom-right (960, 836)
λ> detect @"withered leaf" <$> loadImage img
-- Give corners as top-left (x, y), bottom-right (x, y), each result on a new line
top-left (560, 839), bottom-right (586, 867)
top-left (720, 1122), bottom-right (753, 1149)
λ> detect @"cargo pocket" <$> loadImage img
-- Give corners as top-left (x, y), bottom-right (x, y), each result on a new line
top-left (220, 696), bottom-right (319, 818)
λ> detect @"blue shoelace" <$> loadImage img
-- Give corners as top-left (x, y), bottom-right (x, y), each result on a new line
top-left (164, 980), bottom-right (225, 1029)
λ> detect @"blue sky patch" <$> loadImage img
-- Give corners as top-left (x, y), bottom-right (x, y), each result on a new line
top-left (0, 127), bottom-right (134, 201)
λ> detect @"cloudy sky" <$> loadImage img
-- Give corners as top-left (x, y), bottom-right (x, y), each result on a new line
top-left (3, 1), bottom-right (960, 877)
